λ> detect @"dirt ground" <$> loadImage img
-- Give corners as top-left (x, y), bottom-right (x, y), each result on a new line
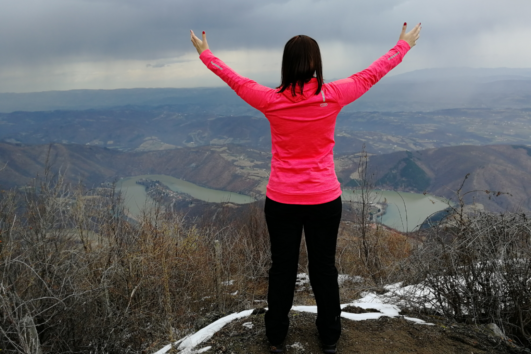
top-left (200, 309), bottom-right (528, 354)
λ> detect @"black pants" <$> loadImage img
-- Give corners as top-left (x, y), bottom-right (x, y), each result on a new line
top-left (264, 196), bottom-right (342, 345)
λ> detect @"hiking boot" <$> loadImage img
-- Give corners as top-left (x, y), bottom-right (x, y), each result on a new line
top-left (322, 342), bottom-right (337, 354)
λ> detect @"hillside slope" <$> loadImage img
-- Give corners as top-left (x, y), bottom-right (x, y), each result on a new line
top-left (1, 143), bottom-right (530, 213)
top-left (337, 145), bottom-right (531, 212)
top-left (0, 143), bottom-right (269, 197)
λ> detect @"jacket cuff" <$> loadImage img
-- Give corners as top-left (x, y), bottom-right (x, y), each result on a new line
top-left (397, 39), bottom-right (411, 51)
top-left (199, 49), bottom-right (213, 65)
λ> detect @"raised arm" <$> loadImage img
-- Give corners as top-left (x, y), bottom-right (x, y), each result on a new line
top-left (330, 23), bottom-right (421, 107)
top-left (190, 30), bottom-right (273, 112)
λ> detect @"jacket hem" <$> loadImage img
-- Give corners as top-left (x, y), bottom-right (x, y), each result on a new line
top-left (266, 187), bottom-right (342, 205)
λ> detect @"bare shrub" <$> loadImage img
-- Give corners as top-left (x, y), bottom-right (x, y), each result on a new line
top-left (406, 189), bottom-right (531, 345)
top-left (0, 167), bottom-right (271, 353)
top-left (337, 222), bottom-right (413, 287)
top-left (337, 148), bottom-right (414, 287)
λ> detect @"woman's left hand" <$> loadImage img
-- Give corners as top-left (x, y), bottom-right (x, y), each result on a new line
top-left (399, 23), bottom-right (421, 48)
top-left (190, 30), bottom-right (209, 55)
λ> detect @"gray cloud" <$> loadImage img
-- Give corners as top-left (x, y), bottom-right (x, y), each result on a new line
top-left (147, 63), bottom-right (168, 68)
top-left (1, 0), bottom-right (531, 91)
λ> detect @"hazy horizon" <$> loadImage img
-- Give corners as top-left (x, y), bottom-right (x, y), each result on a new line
top-left (3, 66), bottom-right (531, 95)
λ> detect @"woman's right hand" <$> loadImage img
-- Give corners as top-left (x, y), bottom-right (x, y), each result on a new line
top-left (190, 30), bottom-right (210, 55)
top-left (399, 22), bottom-right (422, 48)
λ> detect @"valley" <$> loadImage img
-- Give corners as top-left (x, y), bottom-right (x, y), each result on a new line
top-left (2, 71), bottom-right (531, 232)
top-left (1, 142), bottom-right (530, 220)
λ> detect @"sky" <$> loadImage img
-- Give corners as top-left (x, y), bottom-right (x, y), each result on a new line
top-left (1, 0), bottom-right (531, 93)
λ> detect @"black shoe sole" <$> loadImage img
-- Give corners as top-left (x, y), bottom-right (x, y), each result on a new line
top-left (322, 343), bottom-right (337, 353)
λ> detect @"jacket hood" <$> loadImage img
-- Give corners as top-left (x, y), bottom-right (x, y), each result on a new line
top-left (280, 78), bottom-right (320, 103)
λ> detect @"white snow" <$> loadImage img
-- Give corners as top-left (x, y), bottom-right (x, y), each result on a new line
top-left (290, 291), bottom-right (432, 325)
top-left (296, 273), bottom-right (362, 287)
top-left (154, 282), bottom-right (433, 353)
top-left (295, 273), bottom-right (309, 287)
top-left (153, 309), bottom-right (253, 354)
top-left (338, 290), bottom-right (433, 325)
top-left (288, 342), bottom-right (305, 350)
top-left (153, 337), bottom-right (186, 354)
top-left (338, 274), bottom-right (364, 285)
top-left (242, 322), bottom-right (253, 329)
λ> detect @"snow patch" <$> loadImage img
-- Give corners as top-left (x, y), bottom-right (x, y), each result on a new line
top-left (296, 273), bottom-right (362, 288)
top-left (153, 309), bottom-right (253, 354)
top-left (290, 289), bottom-right (433, 325)
top-left (295, 273), bottom-right (309, 287)
top-left (338, 274), bottom-right (363, 285)
top-left (288, 342), bottom-right (305, 350)
top-left (154, 283), bottom-right (432, 353)
top-left (242, 322), bottom-right (253, 329)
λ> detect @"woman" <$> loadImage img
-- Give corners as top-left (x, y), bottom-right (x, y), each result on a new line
top-left (190, 23), bottom-right (421, 353)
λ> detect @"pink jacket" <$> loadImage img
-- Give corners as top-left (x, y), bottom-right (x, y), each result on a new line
top-left (200, 40), bottom-right (410, 204)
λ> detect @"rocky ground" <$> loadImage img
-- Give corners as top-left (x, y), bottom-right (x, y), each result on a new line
top-left (199, 309), bottom-right (528, 354)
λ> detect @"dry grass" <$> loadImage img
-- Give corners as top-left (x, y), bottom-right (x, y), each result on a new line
top-left (0, 166), bottom-right (416, 353)
top-left (0, 170), bottom-right (271, 353)
top-left (2, 165), bottom-right (528, 352)
top-left (406, 210), bottom-right (531, 346)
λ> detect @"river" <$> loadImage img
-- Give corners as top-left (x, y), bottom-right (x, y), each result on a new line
top-left (116, 175), bottom-right (450, 232)
top-left (342, 189), bottom-right (450, 232)
top-left (116, 174), bottom-right (255, 218)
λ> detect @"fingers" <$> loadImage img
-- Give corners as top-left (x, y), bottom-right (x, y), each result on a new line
top-left (415, 23), bottom-right (422, 40)
top-left (190, 30), bottom-right (206, 45)
top-left (405, 23), bottom-right (421, 43)
top-left (413, 23), bottom-right (422, 35)
top-left (202, 30), bottom-right (208, 48)
top-left (190, 29), bottom-right (209, 55)
top-left (407, 23), bottom-right (421, 35)
top-left (411, 23), bottom-right (421, 46)
top-left (190, 30), bottom-right (201, 48)
top-left (399, 22), bottom-right (421, 48)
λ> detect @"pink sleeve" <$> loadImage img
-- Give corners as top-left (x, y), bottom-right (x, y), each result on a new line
top-left (329, 40), bottom-right (411, 107)
top-left (199, 49), bottom-right (274, 112)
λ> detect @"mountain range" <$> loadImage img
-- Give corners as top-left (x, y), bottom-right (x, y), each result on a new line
top-left (2, 66), bottom-right (531, 217)
top-left (2, 106), bottom-right (531, 155)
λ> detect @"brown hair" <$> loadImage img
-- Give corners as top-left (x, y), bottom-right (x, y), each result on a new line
top-left (277, 35), bottom-right (323, 97)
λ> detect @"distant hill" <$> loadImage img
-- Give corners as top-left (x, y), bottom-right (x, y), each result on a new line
top-left (387, 67), bottom-right (531, 83)
top-left (336, 145), bottom-right (531, 213)
top-left (2, 68), bottom-right (531, 113)
top-left (1, 142), bottom-right (530, 214)
top-left (0, 88), bottom-right (254, 115)
top-left (0, 143), bottom-right (269, 198)
top-left (2, 107), bottom-right (531, 155)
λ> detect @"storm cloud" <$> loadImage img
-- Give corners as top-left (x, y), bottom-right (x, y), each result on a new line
top-left (1, 0), bottom-right (530, 92)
